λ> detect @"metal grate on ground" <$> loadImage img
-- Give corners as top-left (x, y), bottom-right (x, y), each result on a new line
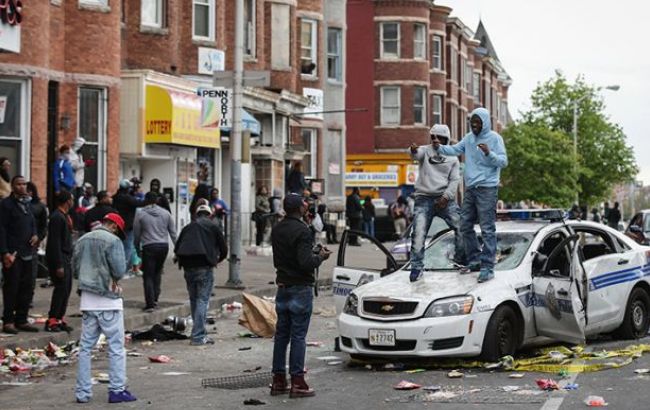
top-left (202, 372), bottom-right (273, 390)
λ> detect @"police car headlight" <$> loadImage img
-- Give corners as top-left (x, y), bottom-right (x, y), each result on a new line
top-left (343, 294), bottom-right (359, 317)
top-left (424, 296), bottom-right (473, 318)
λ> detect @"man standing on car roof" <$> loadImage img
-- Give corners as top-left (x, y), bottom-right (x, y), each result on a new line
top-left (408, 124), bottom-right (465, 282)
top-left (434, 108), bottom-right (508, 283)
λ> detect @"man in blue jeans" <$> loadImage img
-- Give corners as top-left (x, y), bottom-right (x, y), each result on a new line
top-left (73, 213), bottom-right (136, 404)
top-left (434, 108), bottom-right (508, 282)
top-left (408, 124), bottom-right (465, 282)
top-left (174, 204), bottom-right (227, 345)
top-left (270, 194), bottom-right (331, 398)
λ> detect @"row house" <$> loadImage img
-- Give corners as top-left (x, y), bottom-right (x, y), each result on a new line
top-left (346, 0), bottom-right (511, 202)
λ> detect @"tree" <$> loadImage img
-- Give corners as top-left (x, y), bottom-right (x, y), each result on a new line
top-left (500, 122), bottom-right (577, 208)
top-left (520, 71), bottom-right (637, 205)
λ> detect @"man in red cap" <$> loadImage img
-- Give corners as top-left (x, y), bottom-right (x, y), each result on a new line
top-left (72, 213), bottom-right (137, 404)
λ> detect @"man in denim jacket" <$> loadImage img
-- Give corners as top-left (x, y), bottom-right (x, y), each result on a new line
top-left (72, 213), bottom-right (137, 404)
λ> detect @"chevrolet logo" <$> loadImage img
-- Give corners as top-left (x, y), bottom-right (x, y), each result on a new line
top-left (381, 304), bottom-right (395, 312)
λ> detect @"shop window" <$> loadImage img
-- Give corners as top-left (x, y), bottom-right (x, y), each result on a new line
top-left (193, 0), bottom-right (215, 41)
top-left (380, 86), bottom-right (400, 125)
top-left (380, 22), bottom-right (399, 59)
top-left (413, 23), bottom-right (426, 60)
top-left (413, 86), bottom-right (426, 125)
top-left (432, 35), bottom-right (443, 70)
top-left (0, 80), bottom-right (27, 177)
top-left (78, 87), bottom-right (106, 189)
top-left (244, 0), bottom-right (256, 56)
top-left (327, 27), bottom-right (342, 82)
top-left (300, 19), bottom-right (318, 75)
top-left (432, 95), bottom-right (442, 125)
top-left (301, 128), bottom-right (317, 178)
top-left (141, 0), bottom-right (166, 28)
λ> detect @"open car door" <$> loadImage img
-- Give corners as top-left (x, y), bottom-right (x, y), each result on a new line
top-left (332, 230), bottom-right (399, 313)
top-left (532, 235), bottom-right (588, 344)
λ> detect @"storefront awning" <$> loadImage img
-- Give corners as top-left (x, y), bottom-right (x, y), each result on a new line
top-left (219, 109), bottom-right (261, 136)
top-left (144, 85), bottom-right (220, 149)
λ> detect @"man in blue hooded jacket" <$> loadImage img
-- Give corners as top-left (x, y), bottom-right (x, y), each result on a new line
top-left (433, 108), bottom-right (507, 282)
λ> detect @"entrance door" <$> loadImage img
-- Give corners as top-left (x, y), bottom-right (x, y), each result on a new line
top-left (332, 230), bottom-right (399, 313)
top-left (532, 235), bottom-right (588, 344)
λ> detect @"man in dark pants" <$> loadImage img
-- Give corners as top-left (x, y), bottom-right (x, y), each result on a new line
top-left (270, 194), bottom-right (331, 399)
top-left (27, 182), bottom-right (48, 303)
top-left (174, 204), bottom-right (227, 346)
top-left (133, 192), bottom-right (177, 312)
top-left (0, 176), bottom-right (39, 334)
top-left (45, 191), bottom-right (75, 332)
top-left (345, 187), bottom-right (363, 246)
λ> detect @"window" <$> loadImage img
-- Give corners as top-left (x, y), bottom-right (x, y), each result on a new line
top-left (380, 22), bottom-right (399, 58)
top-left (0, 80), bottom-right (28, 177)
top-left (244, 0), bottom-right (256, 56)
top-left (460, 58), bottom-right (465, 89)
top-left (472, 73), bottom-right (480, 100)
top-left (141, 0), bottom-right (165, 28)
top-left (79, 0), bottom-right (108, 6)
top-left (413, 23), bottom-right (426, 60)
top-left (78, 87), bottom-right (106, 189)
top-left (301, 128), bottom-right (317, 178)
top-left (465, 64), bottom-right (472, 91)
top-left (300, 19), bottom-right (318, 75)
top-left (432, 95), bottom-right (442, 125)
top-left (413, 87), bottom-right (426, 125)
top-left (484, 81), bottom-right (490, 110)
top-left (271, 4), bottom-right (290, 69)
top-left (380, 87), bottom-right (400, 125)
top-left (575, 229), bottom-right (616, 261)
top-left (450, 105), bottom-right (457, 137)
top-left (327, 28), bottom-right (342, 82)
top-left (193, 0), bottom-right (215, 41)
top-left (449, 47), bottom-right (457, 82)
top-left (432, 35), bottom-right (443, 70)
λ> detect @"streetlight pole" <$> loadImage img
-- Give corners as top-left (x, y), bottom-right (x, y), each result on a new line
top-left (571, 84), bottom-right (620, 206)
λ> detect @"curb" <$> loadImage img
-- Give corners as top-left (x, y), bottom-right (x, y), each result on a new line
top-left (1, 278), bottom-right (332, 350)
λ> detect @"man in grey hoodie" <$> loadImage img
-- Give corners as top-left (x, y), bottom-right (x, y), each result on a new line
top-left (133, 192), bottom-right (177, 312)
top-left (407, 124), bottom-right (465, 282)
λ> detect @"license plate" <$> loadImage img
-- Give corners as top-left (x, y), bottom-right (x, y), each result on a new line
top-left (368, 329), bottom-right (396, 346)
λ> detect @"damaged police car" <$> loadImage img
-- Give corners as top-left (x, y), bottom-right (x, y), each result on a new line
top-left (332, 210), bottom-right (650, 361)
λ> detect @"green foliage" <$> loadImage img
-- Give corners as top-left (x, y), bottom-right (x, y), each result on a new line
top-left (500, 122), bottom-right (577, 207)
top-left (505, 71), bottom-right (637, 205)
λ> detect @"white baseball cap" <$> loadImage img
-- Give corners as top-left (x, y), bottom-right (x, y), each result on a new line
top-left (429, 124), bottom-right (451, 139)
top-left (196, 204), bottom-right (213, 216)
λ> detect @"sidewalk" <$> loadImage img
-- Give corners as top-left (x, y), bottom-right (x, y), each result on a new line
top-left (0, 243), bottom-right (354, 350)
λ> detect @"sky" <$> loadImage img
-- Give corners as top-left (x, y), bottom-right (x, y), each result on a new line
top-left (439, 0), bottom-right (650, 185)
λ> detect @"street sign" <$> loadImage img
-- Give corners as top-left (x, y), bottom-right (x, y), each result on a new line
top-left (197, 87), bottom-right (233, 128)
top-left (212, 70), bottom-right (270, 88)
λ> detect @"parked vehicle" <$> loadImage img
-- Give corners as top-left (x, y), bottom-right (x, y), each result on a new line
top-left (626, 210), bottom-right (650, 246)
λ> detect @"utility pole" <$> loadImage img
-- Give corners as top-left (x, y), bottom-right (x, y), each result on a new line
top-left (226, 0), bottom-right (244, 288)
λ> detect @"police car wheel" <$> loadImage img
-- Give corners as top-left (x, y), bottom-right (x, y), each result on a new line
top-left (617, 287), bottom-right (650, 340)
top-left (480, 305), bottom-right (519, 362)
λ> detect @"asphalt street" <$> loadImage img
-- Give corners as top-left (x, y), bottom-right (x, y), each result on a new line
top-left (1, 292), bottom-right (650, 410)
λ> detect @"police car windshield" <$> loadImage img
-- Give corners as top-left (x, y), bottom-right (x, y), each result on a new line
top-left (422, 232), bottom-right (534, 271)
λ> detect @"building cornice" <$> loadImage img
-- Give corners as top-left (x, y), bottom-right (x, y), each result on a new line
top-left (0, 63), bottom-right (120, 87)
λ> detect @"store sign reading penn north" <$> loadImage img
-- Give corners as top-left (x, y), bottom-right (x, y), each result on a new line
top-left (0, 0), bottom-right (22, 26)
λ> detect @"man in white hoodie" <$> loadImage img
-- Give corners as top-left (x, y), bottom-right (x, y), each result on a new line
top-left (133, 192), bottom-right (177, 312)
top-left (407, 124), bottom-right (465, 282)
top-left (69, 137), bottom-right (94, 189)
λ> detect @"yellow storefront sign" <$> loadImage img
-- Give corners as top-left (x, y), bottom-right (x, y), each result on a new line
top-left (144, 85), bottom-right (220, 149)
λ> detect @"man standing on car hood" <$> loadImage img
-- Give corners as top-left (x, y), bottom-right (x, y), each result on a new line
top-left (434, 108), bottom-right (507, 283)
top-left (408, 124), bottom-right (465, 282)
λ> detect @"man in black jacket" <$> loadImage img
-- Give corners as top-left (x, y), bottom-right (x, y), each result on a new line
top-left (26, 182), bottom-right (48, 302)
top-left (113, 180), bottom-right (144, 273)
top-left (0, 176), bottom-right (38, 334)
top-left (345, 187), bottom-right (363, 246)
top-left (147, 178), bottom-right (171, 213)
top-left (270, 194), bottom-right (331, 399)
top-left (174, 204), bottom-right (227, 346)
top-left (45, 191), bottom-right (74, 332)
top-left (84, 190), bottom-right (116, 233)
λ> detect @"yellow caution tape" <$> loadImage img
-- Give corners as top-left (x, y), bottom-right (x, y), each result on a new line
top-left (350, 344), bottom-right (650, 374)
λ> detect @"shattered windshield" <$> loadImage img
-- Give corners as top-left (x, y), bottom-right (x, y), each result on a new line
top-left (421, 232), bottom-right (534, 271)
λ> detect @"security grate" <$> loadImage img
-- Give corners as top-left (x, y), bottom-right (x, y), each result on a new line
top-left (202, 372), bottom-right (273, 390)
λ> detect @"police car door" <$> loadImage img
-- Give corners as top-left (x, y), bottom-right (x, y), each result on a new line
top-left (332, 230), bottom-right (399, 313)
top-left (532, 235), bottom-right (587, 344)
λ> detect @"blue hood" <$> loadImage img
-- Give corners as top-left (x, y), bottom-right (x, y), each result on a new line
top-left (471, 107), bottom-right (492, 137)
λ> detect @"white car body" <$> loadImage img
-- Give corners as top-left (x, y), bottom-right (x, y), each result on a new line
top-left (332, 219), bottom-right (650, 359)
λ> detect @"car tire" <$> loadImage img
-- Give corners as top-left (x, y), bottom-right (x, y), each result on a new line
top-left (616, 287), bottom-right (650, 340)
top-left (480, 305), bottom-right (519, 362)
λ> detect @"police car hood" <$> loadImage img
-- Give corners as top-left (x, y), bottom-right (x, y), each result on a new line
top-left (354, 269), bottom-right (479, 303)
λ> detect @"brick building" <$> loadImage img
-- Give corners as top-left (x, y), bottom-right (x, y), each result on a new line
top-left (0, 1), bottom-right (121, 204)
top-left (346, 0), bottom-right (511, 201)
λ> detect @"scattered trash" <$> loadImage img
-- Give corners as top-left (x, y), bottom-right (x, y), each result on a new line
top-left (558, 369), bottom-right (570, 378)
top-left (447, 370), bottom-right (463, 378)
top-left (148, 355), bottom-right (172, 363)
top-left (222, 301), bottom-right (243, 314)
top-left (513, 389), bottom-right (544, 396)
top-left (313, 306), bottom-right (337, 318)
top-left (404, 368), bottom-right (426, 374)
top-left (132, 324), bottom-right (188, 342)
top-left (393, 380), bottom-right (421, 390)
top-left (536, 379), bottom-right (560, 391)
top-left (549, 351), bottom-right (568, 361)
top-left (238, 294), bottom-right (276, 338)
top-left (127, 351), bottom-right (143, 357)
top-left (162, 372), bottom-right (189, 376)
top-left (383, 363), bottom-right (404, 371)
top-left (139, 366), bottom-right (150, 370)
top-left (423, 385), bottom-right (441, 392)
top-left (327, 361), bottom-right (343, 366)
top-left (94, 372), bottom-right (109, 383)
top-left (584, 395), bottom-right (608, 407)
top-left (306, 341), bottom-right (323, 347)
top-left (1, 381), bottom-right (33, 386)
top-left (141, 341), bottom-right (154, 347)
top-left (502, 386), bottom-right (520, 392)
top-left (239, 347), bottom-right (252, 351)
top-left (243, 366), bottom-right (262, 373)
top-left (423, 391), bottom-right (457, 401)
top-left (634, 368), bottom-right (650, 374)
top-left (243, 399), bottom-right (266, 406)
top-left (465, 374), bottom-right (478, 378)
top-left (563, 383), bottom-right (579, 390)
top-left (206, 317), bottom-right (216, 325)
top-left (162, 316), bottom-right (193, 334)
top-left (262, 296), bottom-right (275, 303)
top-left (316, 356), bottom-right (340, 361)
top-left (509, 373), bottom-right (525, 378)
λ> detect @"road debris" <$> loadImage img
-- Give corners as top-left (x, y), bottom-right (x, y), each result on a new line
top-left (162, 372), bottom-right (190, 376)
top-left (447, 370), bottom-right (463, 378)
top-left (131, 324), bottom-right (188, 342)
top-left (238, 347), bottom-right (252, 351)
top-left (536, 379), bottom-right (560, 391)
top-left (502, 385), bottom-right (520, 392)
top-left (327, 361), bottom-right (343, 366)
top-left (94, 372), bottom-right (109, 383)
top-left (422, 385), bottom-right (441, 392)
top-left (509, 373), bottom-right (525, 378)
top-left (584, 395), bottom-right (608, 407)
top-left (243, 366), bottom-right (262, 373)
top-left (243, 399), bottom-right (266, 405)
top-left (393, 380), bottom-right (421, 390)
top-left (634, 368), bottom-right (650, 374)
top-left (238, 294), bottom-right (276, 337)
top-left (316, 356), bottom-right (340, 361)
top-left (306, 341), bottom-right (323, 347)
top-left (404, 368), bottom-right (426, 374)
top-left (422, 391), bottom-right (457, 401)
top-left (148, 355), bottom-right (172, 363)
top-left (563, 383), bottom-right (579, 390)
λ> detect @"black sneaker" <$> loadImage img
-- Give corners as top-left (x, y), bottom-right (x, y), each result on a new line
top-left (59, 320), bottom-right (74, 332)
top-left (16, 323), bottom-right (39, 332)
top-left (44, 319), bottom-right (61, 332)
